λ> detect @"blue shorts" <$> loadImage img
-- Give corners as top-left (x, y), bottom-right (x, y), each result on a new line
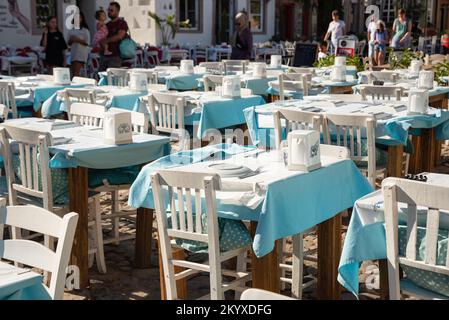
top-left (375, 44), bottom-right (386, 52)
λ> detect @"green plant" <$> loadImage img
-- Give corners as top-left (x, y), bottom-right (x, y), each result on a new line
top-left (148, 11), bottom-right (190, 46)
top-left (387, 48), bottom-right (424, 69)
top-left (434, 60), bottom-right (449, 86)
top-left (313, 55), bottom-right (364, 72)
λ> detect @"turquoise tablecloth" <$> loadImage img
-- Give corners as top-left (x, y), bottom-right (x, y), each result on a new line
top-left (0, 273), bottom-right (50, 300)
top-left (244, 103), bottom-right (449, 149)
top-left (33, 84), bottom-right (86, 112)
top-left (128, 143), bottom-right (373, 257)
top-left (165, 73), bottom-right (204, 91)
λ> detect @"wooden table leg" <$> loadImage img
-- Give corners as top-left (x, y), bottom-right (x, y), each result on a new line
top-left (387, 145), bottom-right (404, 177)
top-left (409, 129), bottom-right (436, 174)
top-left (330, 86), bottom-right (352, 94)
top-left (378, 259), bottom-right (389, 300)
top-left (317, 213), bottom-right (342, 300)
top-left (68, 167), bottom-right (89, 289)
top-left (32, 108), bottom-right (42, 119)
top-left (250, 222), bottom-right (280, 293)
top-left (159, 245), bottom-right (188, 300)
top-left (135, 208), bottom-right (154, 268)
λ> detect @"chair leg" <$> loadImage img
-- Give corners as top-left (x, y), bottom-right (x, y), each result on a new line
top-left (291, 233), bottom-right (304, 299)
top-left (234, 251), bottom-right (248, 300)
top-left (280, 238), bottom-right (288, 291)
top-left (111, 191), bottom-right (120, 245)
top-left (94, 196), bottom-right (107, 274)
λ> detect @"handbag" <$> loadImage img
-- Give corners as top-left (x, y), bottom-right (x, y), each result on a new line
top-left (119, 31), bottom-right (137, 60)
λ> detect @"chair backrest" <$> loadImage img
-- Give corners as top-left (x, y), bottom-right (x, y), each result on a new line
top-left (131, 70), bottom-right (159, 84)
top-left (325, 113), bottom-right (376, 187)
top-left (360, 85), bottom-right (403, 101)
top-left (277, 73), bottom-right (310, 100)
top-left (203, 75), bottom-right (224, 92)
top-left (148, 92), bottom-right (186, 137)
top-left (199, 62), bottom-right (224, 75)
top-left (151, 170), bottom-right (223, 299)
top-left (0, 127), bottom-right (54, 210)
top-left (273, 108), bottom-right (327, 149)
top-left (194, 47), bottom-right (208, 63)
top-left (382, 177), bottom-right (449, 300)
top-left (109, 107), bottom-right (149, 133)
top-left (288, 67), bottom-right (316, 75)
top-left (0, 205), bottom-right (78, 300)
top-left (222, 60), bottom-right (248, 75)
top-left (107, 68), bottom-right (129, 87)
top-left (68, 102), bottom-right (106, 127)
top-left (366, 71), bottom-right (399, 84)
top-left (63, 88), bottom-right (96, 119)
top-left (71, 77), bottom-right (97, 86)
top-left (0, 81), bottom-right (18, 119)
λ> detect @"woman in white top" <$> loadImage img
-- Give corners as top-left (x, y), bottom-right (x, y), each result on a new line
top-left (324, 10), bottom-right (346, 54)
top-left (68, 11), bottom-right (91, 77)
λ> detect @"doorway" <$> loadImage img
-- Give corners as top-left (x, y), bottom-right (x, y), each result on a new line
top-left (215, 0), bottom-right (236, 44)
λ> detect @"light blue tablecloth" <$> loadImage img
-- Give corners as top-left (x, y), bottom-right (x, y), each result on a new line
top-left (0, 274), bottom-right (51, 300)
top-left (244, 103), bottom-right (449, 149)
top-left (165, 73), bottom-right (204, 91)
top-left (197, 77), bottom-right (277, 96)
top-left (128, 143), bottom-right (373, 257)
top-left (353, 84), bottom-right (449, 98)
top-left (33, 84), bottom-right (86, 112)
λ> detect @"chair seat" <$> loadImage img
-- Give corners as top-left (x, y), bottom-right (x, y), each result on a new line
top-left (398, 225), bottom-right (449, 298)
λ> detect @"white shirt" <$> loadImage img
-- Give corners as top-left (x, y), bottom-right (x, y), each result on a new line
top-left (68, 28), bottom-right (91, 63)
top-left (327, 20), bottom-right (346, 43)
top-left (318, 52), bottom-right (328, 60)
top-left (368, 21), bottom-right (377, 42)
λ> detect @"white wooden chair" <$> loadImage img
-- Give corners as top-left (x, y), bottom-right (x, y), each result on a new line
top-left (222, 60), bottom-right (248, 75)
top-left (360, 86), bottom-right (403, 101)
top-left (275, 73), bottom-right (310, 101)
top-left (0, 81), bottom-right (18, 119)
top-left (193, 47), bottom-right (209, 64)
top-left (241, 289), bottom-right (296, 300)
top-left (0, 204), bottom-right (79, 300)
top-left (325, 113), bottom-right (378, 187)
top-left (151, 170), bottom-right (251, 300)
top-left (106, 68), bottom-right (129, 87)
top-left (199, 62), bottom-right (224, 75)
top-left (63, 89), bottom-right (97, 117)
top-left (366, 71), bottom-right (399, 84)
top-left (203, 75), bottom-right (224, 92)
top-left (129, 70), bottom-right (159, 84)
top-left (148, 92), bottom-right (189, 150)
top-left (72, 77), bottom-right (97, 86)
top-left (383, 177), bottom-right (449, 300)
top-left (67, 102), bottom-right (106, 127)
top-left (0, 126), bottom-right (106, 274)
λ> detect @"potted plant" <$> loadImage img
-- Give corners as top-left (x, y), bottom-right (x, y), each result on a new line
top-left (148, 11), bottom-right (190, 47)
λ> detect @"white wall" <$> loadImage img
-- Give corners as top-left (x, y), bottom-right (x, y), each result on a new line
top-left (235, 0), bottom-right (275, 43)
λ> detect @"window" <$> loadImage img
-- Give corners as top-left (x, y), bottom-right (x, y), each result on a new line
top-left (178, 0), bottom-right (202, 32)
top-left (248, 0), bottom-right (265, 33)
top-left (31, 0), bottom-right (58, 35)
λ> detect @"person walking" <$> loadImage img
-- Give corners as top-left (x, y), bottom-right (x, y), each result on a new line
top-left (68, 12), bottom-right (90, 77)
top-left (231, 12), bottom-right (253, 60)
top-left (98, 2), bottom-right (129, 71)
top-left (40, 16), bottom-right (67, 75)
top-left (324, 10), bottom-right (346, 54)
top-left (391, 8), bottom-right (412, 49)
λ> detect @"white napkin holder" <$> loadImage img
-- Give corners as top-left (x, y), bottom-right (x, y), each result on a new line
top-left (53, 68), bottom-right (71, 85)
top-left (287, 130), bottom-right (322, 172)
top-left (409, 60), bottom-right (423, 75)
top-left (408, 88), bottom-right (429, 115)
top-left (180, 59), bottom-right (195, 74)
top-left (270, 55), bottom-right (282, 68)
top-left (222, 76), bottom-right (241, 98)
top-left (330, 65), bottom-right (347, 82)
top-left (103, 109), bottom-right (133, 145)
top-left (335, 56), bottom-right (347, 66)
top-left (418, 70), bottom-right (434, 90)
top-left (129, 72), bottom-right (148, 92)
top-left (252, 63), bottom-right (267, 79)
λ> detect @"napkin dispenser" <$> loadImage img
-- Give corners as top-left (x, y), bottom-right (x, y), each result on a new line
top-left (129, 72), bottom-right (148, 92)
top-left (287, 130), bottom-right (322, 172)
top-left (53, 68), bottom-right (71, 85)
top-left (103, 109), bottom-right (133, 145)
top-left (335, 56), bottom-right (347, 66)
top-left (222, 75), bottom-right (241, 98)
top-left (270, 55), bottom-right (282, 68)
top-left (252, 63), bottom-right (267, 79)
top-left (418, 70), bottom-right (434, 90)
top-left (180, 59), bottom-right (195, 74)
top-left (409, 60), bottom-right (423, 75)
top-left (408, 88), bottom-right (429, 115)
top-left (330, 65), bottom-right (347, 82)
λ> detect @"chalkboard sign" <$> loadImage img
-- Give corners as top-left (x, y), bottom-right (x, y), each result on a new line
top-left (293, 43), bottom-right (318, 67)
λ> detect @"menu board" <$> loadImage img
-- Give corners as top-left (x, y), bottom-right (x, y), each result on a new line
top-left (293, 43), bottom-right (318, 67)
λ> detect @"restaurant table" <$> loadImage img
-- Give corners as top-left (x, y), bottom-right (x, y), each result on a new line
top-left (243, 95), bottom-right (449, 177)
top-left (42, 85), bottom-right (149, 118)
top-left (137, 91), bottom-right (266, 139)
top-left (0, 262), bottom-right (50, 300)
top-left (338, 173), bottom-right (449, 298)
top-left (128, 143), bottom-right (373, 299)
top-left (0, 118), bottom-right (171, 288)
